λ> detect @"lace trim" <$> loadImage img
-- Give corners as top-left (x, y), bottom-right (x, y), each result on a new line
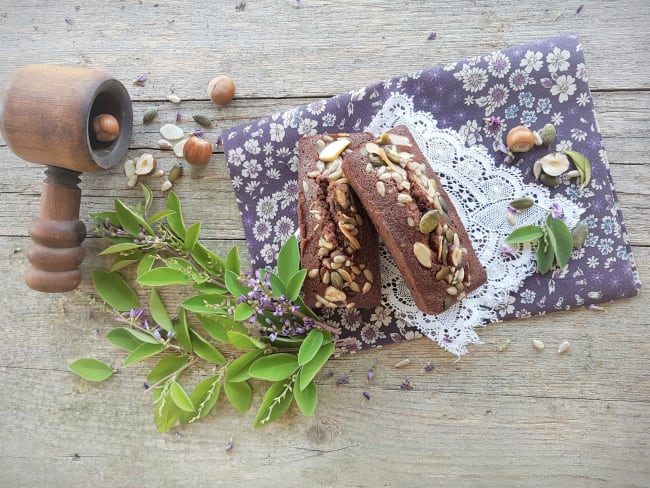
top-left (366, 93), bottom-right (583, 355)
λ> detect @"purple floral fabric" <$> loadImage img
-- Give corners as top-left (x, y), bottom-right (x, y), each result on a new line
top-left (221, 33), bottom-right (641, 350)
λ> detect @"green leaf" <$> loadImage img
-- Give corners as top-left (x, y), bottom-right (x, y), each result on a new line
top-left (127, 327), bottom-right (162, 345)
top-left (180, 375), bottom-right (221, 423)
top-left (136, 254), bottom-right (156, 277)
top-left (253, 379), bottom-right (294, 428)
top-left (115, 198), bottom-right (153, 236)
top-left (137, 267), bottom-right (193, 287)
top-left (224, 380), bottom-right (252, 413)
top-left (225, 270), bottom-right (250, 298)
top-left (268, 271), bottom-right (287, 298)
top-left (184, 222), bottom-right (201, 252)
top-left (227, 330), bottom-right (266, 350)
top-left (545, 215), bottom-right (573, 269)
top-left (98, 242), bottom-right (143, 255)
top-left (196, 315), bottom-right (228, 342)
top-left (147, 356), bottom-right (190, 385)
top-left (141, 183), bottom-right (153, 215)
top-left (123, 342), bottom-right (165, 366)
top-left (198, 315), bottom-right (247, 341)
top-left (233, 302), bottom-right (254, 322)
top-left (182, 294), bottom-right (228, 314)
top-left (191, 242), bottom-right (225, 278)
top-left (192, 282), bottom-right (229, 295)
top-left (299, 342), bottom-right (334, 391)
top-left (535, 234), bottom-right (555, 275)
top-left (190, 329), bottom-right (226, 364)
top-left (506, 225), bottom-right (545, 244)
top-left (90, 210), bottom-right (119, 227)
top-left (248, 353), bottom-right (299, 381)
top-left (174, 308), bottom-right (193, 353)
top-left (565, 150), bottom-right (591, 189)
top-left (298, 329), bottom-right (324, 366)
top-left (91, 269), bottom-right (139, 312)
top-left (225, 246), bottom-right (241, 275)
top-left (170, 381), bottom-right (195, 412)
top-left (165, 192), bottom-right (186, 239)
top-left (226, 349), bottom-right (265, 383)
top-left (286, 269), bottom-right (308, 302)
top-left (153, 385), bottom-right (181, 432)
top-left (69, 358), bottom-right (114, 382)
top-left (293, 379), bottom-right (317, 416)
top-left (276, 235), bottom-right (300, 284)
top-left (148, 288), bottom-right (172, 332)
top-left (146, 209), bottom-right (176, 225)
top-left (108, 256), bottom-right (141, 273)
top-left (106, 328), bottom-right (144, 352)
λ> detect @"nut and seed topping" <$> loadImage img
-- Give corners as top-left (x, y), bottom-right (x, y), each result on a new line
top-left (413, 242), bottom-right (433, 268)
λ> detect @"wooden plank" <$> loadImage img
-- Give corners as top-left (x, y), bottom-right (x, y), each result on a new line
top-left (0, 0), bottom-right (649, 97)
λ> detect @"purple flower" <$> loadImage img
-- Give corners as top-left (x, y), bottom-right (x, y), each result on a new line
top-left (501, 245), bottom-right (515, 258)
top-left (336, 375), bottom-right (350, 386)
top-left (400, 378), bottom-right (414, 390)
top-left (487, 116), bottom-right (501, 128)
top-left (427, 32), bottom-right (437, 41)
top-left (268, 333), bottom-right (277, 342)
top-left (421, 362), bottom-right (434, 373)
top-left (175, 112), bottom-right (183, 122)
top-left (193, 129), bottom-right (204, 138)
top-left (367, 368), bottom-right (375, 382)
top-left (132, 74), bottom-right (147, 86)
top-left (496, 142), bottom-right (514, 164)
top-left (550, 201), bottom-right (563, 219)
top-left (166, 329), bottom-right (174, 339)
top-left (362, 391), bottom-right (371, 400)
top-left (153, 330), bottom-right (162, 340)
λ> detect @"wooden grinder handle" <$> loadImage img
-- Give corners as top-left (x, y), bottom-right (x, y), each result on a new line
top-left (25, 167), bottom-right (86, 292)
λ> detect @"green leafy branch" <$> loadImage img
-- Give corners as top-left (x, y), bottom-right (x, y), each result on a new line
top-left (70, 185), bottom-right (342, 431)
top-left (505, 206), bottom-right (587, 274)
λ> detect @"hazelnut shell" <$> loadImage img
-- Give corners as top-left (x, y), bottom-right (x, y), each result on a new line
top-left (506, 126), bottom-right (536, 153)
top-left (92, 114), bottom-right (120, 142)
top-left (183, 135), bottom-right (212, 166)
top-left (207, 76), bottom-right (235, 105)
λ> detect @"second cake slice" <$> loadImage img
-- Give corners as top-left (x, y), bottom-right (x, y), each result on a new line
top-left (342, 125), bottom-right (487, 315)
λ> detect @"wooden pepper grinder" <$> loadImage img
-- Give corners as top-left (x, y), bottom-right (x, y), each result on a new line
top-left (0, 64), bottom-right (133, 292)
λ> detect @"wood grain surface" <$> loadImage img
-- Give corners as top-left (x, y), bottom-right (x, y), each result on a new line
top-left (0, 1), bottom-right (648, 487)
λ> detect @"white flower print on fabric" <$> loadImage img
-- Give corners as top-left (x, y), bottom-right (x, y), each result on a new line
top-left (227, 147), bottom-right (245, 167)
top-left (546, 47), bottom-right (571, 73)
top-left (520, 50), bottom-right (543, 72)
top-left (256, 196), bottom-right (278, 221)
top-left (509, 69), bottom-right (535, 91)
top-left (487, 51), bottom-right (512, 78)
top-left (551, 74), bottom-right (577, 103)
top-left (297, 117), bottom-right (318, 136)
top-left (269, 123), bottom-right (285, 142)
top-left (244, 138), bottom-right (261, 155)
top-left (454, 65), bottom-right (489, 93)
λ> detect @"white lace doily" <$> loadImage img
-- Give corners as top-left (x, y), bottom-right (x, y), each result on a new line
top-left (367, 93), bottom-right (583, 355)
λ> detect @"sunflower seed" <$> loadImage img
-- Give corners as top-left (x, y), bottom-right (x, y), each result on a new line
top-left (308, 268), bottom-right (319, 279)
top-left (436, 266), bottom-right (451, 280)
top-left (363, 269), bottom-right (374, 283)
top-left (532, 339), bottom-right (545, 351)
top-left (397, 193), bottom-right (412, 204)
top-left (557, 340), bottom-right (571, 354)
top-left (376, 181), bottom-right (386, 196)
top-left (330, 271), bottom-right (343, 288)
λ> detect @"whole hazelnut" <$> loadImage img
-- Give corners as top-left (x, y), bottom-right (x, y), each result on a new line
top-left (183, 135), bottom-right (212, 166)
top-left (506, 126), bottom-right (536, 153)
top-left (207, 76), bottom-right (235, 106)
top-left (92, 114), bottom-right (120, 142)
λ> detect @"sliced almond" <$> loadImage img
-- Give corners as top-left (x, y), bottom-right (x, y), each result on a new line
top-left (413, 242), bottom-right (433, 268)
top-left (319, 138), bottom-right (351, 162)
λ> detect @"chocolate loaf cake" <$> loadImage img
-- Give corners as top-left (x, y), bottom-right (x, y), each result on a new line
top-left (341, 125), bottom-right (487, 314)
top-left (298, 133), bottom-right (381, 310)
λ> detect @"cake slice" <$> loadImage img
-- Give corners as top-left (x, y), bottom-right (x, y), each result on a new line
top-left (298, 132), bottom-right (381, 310)
top-left (341, 125), bottom-right (487, 314)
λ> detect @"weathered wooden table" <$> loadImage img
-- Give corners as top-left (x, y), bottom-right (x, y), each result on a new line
top-left (0, 1), bottom-right (648, 486)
